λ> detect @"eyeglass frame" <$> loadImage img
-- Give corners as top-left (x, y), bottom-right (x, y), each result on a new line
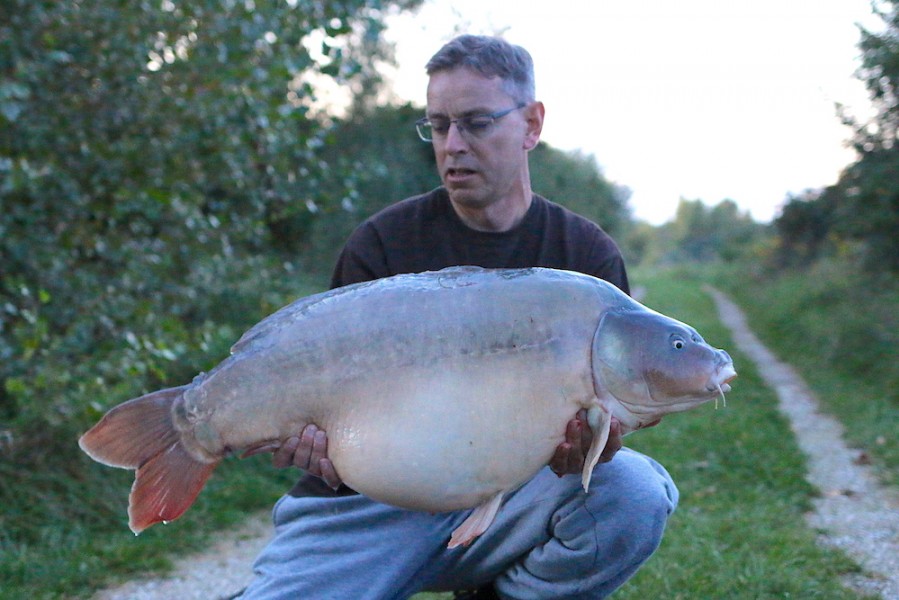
top-left (415, 103), bottom-right (527, 142)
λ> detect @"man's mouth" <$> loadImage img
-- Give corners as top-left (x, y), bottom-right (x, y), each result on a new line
top-left (446, 168), bottom-right (477, 180)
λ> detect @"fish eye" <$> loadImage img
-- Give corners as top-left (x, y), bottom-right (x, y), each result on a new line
top-left (671, 336), bottom-right (686, 350)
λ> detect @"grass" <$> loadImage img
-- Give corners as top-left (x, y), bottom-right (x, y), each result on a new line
top-left (0, 457), bottom-right (298, 599)
top-left (2, 266), bottom-right (884, 599)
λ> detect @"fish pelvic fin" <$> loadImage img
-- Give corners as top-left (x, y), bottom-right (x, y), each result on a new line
top-left (78, 385), bottom-right (220, 534)
top-left (581, 406), bottom-right (611, 492)
top-left (448, 491), bottom-right (505, 549)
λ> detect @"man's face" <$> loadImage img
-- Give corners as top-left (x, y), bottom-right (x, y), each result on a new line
top-left (426, 68), bottom-right (540, 213)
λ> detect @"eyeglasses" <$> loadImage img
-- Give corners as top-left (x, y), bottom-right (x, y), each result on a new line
top-left (415, 104), bottom-right (526, 142)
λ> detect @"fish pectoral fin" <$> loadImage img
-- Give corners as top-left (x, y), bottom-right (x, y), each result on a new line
top-left (581, 406), bottom-right (611, 492)
top-left (448, 491), bottom-right (505, 549)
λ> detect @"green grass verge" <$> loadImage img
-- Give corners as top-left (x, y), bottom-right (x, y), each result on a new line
top-left (0, 457), bottom-right (297, 599)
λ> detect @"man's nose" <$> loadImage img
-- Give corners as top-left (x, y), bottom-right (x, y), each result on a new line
top-left (444, 122), bottom-right (469, 153)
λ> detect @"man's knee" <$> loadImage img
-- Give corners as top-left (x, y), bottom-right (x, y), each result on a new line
top-left (584, 448), bottom-right (678, 558)
top-left (494, 452), bottom-right (678, 599)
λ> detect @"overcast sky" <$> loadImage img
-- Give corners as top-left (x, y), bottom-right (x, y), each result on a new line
top-left (380, 0), bottom-right (881, 224)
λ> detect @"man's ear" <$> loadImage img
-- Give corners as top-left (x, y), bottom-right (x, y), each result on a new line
top-left (523, 101), bottom-right (545, 151)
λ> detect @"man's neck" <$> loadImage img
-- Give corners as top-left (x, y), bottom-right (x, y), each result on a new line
top-left (451, 189), bottom-right (534, 233)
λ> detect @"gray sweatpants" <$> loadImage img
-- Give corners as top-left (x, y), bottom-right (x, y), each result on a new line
top-left (241, 448), bottom-right (678, 600)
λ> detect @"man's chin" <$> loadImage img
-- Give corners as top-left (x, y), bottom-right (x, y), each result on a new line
top-left (445, 186), bottom-right (488, 209)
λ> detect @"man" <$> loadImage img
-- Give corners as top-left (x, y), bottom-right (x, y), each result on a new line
top-left (240, 35), bottom-right (677, 600)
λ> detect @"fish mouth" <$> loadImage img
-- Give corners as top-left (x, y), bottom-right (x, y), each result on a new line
top-left (706, 364), bottom-right (737, 394)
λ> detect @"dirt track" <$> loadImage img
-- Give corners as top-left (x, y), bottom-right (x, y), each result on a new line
top-left (93, 288), bottom-right (899, 600)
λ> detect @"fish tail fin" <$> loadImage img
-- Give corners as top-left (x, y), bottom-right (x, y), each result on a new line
top-left (78, 385), bottom-right (219, 534)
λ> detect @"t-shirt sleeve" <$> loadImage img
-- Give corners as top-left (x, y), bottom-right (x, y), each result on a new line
top-left (329, 222), bottom-right (390, 289)
top-left (587, 234), bottom-right (630, 296)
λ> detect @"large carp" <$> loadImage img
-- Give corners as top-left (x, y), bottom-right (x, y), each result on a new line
top-left (79, 267), bottom-right (735, 547)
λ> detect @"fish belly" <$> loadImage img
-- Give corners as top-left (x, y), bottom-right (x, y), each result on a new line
top-left (327, 353), bottom-right (593, 512)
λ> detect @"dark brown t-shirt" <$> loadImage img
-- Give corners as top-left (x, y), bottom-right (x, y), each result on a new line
top-left (290, 187), bottom-right (629, 497)
top-left (330, 188), bottom-right (629, 294)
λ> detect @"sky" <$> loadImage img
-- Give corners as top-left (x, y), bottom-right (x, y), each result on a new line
top-left (379, 0), bottom-right (882, 224)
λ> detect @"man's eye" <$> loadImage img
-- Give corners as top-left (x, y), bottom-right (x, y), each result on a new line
top-left (430, 120), bottom-right (450, 133)
top-left (465, 117), bottom-right (492, 130)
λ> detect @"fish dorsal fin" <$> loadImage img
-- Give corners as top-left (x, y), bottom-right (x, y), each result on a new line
top-left (581, 405), bottom-right (611, 491)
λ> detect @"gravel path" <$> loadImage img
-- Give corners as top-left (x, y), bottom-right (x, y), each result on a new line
top-left (93, 288), bottom-right (899, 600)
top-left (92, 513), bottom-right (272, 600)
top-left (708, 286), bottom-right (899, 600)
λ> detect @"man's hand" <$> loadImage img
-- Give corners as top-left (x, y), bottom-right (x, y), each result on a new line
top-left (549, 409), bottom-right (623, 476)
top-left (272, 424), bottom-right (342, 490)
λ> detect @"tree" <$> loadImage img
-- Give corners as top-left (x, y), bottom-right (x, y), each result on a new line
top-left (301, 102), bottom-right (440, 268)
top-left (854, 0), bottom-right (899, 150)
top-left (832, 0), bottom-right (899, 272)
top-left (529, 144), bottom-right (630, 239)
top-left (773, 1), bottom-right (899, 275)
top-left (645, 198), bottom-right (764, 265)
top-left (774, 187), bottom-right (840, 268)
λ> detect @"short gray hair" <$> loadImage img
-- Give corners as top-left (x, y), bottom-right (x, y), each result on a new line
top-left (425, 35), bottom-right (536, 104)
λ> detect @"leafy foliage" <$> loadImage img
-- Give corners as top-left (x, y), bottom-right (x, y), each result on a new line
top-left (773, 187), bottom-right (839, 268)
top-left (855, 0), bottom-right (899, 149)
top-left (833, 146), bottom-right (899, 271)
top-left (300, 102), bottom-right (441, 269)
top-left (633, 198), bottom-right (768, 266)
top-left (529, 144), bottom-right (630, 238)
top-left (0, 0), bottom-right (418, 429)
top-left (776, 0), bottom-right (899, 273)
